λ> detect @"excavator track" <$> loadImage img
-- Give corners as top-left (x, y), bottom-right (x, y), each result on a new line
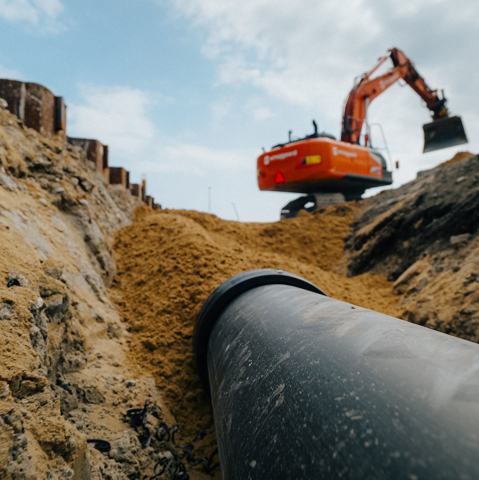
top-left (280, 192), bottom-right (362, 219)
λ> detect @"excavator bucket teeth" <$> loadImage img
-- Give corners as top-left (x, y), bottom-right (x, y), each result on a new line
top-left (423, 115), bottom-right (468, 153)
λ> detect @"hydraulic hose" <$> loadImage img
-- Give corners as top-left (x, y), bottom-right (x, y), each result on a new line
top-left (194, 269), bottom-right (479, 480)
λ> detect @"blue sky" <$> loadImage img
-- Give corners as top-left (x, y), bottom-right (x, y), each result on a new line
top-left (0, 0), bottom-right (478, 221)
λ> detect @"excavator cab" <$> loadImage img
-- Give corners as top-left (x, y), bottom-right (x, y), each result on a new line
top-left (423, 115), bottom-right (468, 153)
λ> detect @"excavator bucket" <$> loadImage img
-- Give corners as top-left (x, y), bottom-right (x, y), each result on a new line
top-left (423, 115), bottom-right (468, 153)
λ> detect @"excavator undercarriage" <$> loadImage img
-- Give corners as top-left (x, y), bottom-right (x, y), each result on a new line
top-left (281, 193), bottom-right (351, 219)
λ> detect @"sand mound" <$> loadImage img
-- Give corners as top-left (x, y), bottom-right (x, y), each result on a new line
top-left (439, 151), bottom-right (474, 167)
top-left (111, 205), bottom-right (400, 442)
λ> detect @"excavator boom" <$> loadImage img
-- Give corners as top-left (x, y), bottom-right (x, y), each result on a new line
top-left (341, 47), bottom-right (467, 152)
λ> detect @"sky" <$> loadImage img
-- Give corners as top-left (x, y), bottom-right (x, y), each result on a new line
top-left (0, 0), bottom-right (478, 222)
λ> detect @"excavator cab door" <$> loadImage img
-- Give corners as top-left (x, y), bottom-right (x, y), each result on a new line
top-left (423, 115), bottom-right (468, 153)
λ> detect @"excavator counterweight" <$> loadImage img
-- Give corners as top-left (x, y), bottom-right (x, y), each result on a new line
top-left (423, 115), bottom-right (468, 153)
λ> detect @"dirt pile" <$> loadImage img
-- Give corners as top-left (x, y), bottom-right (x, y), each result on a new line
top-left (111, 205), bottom-right (400, 455)
top-left (340, 152), bottom-right (479, 341)
top-left (439, 150), bottom-right (475, 167)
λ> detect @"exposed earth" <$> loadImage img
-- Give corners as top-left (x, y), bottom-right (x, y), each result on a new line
top-left (0, 100), bottom-right (478, 479)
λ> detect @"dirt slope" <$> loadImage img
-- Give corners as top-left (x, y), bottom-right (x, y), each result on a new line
top-left (340, 152), bottom-right (479, 279)
top-left (340, 152), bottom-right (479, 341)
top-left (0, 104), bottom-right (185, 480)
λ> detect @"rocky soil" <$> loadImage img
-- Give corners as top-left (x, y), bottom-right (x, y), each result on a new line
top-left (0, 105), bottom-right (213, 480)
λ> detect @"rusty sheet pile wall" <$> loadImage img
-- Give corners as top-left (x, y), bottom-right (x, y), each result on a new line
top-left (0, 79), bottom-right (66, 141)
top-left (0, 78), bottom-right (159, 209)
top-left (109, 167), bottom-right (129, 188)
top-left (67, 137), bottom-right (106, 174)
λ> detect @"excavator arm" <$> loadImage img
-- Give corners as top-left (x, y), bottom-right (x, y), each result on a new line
top-left (341, 48), bottom-right (467, 152)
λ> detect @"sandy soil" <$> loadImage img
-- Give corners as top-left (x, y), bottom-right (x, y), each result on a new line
top-left (110, 204), bottom-right (401, 478)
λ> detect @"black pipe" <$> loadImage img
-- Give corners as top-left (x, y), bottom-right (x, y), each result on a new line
top-left (194, 269), bottom-right (479, 480)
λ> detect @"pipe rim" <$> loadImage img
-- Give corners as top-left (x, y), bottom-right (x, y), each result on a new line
top-left (194, 269), bottom-right (326, 393)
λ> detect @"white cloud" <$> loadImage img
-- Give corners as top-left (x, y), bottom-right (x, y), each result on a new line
top-left (0, 0), bottom-right (65, 32)
top-left (140, 144), bottom-right (253, 176)
top-left (165, 144), bottom-right (252, 171)
top-left (168, 0), bottom-right (479, 118)
top-left (68, 0), bottom-right (479, 220)
top-left (32, 0), bottom-right (63, 18)
top-left (0, 0), bottom-right (37, 22)
top-left (170, 0), bottom-right (386, 120)
top-left (170, 0), bottom-right (479, 118)
top-left (69, 85), bottom-right (157, 155)
top-left (69, 83), bottom-right (253, 178)
top-left (210, 98), bottom-right (233, 125)
top-left (0, 63), bottom-right (24, 80)
top-left (253, 107), bottom-right (273, 121)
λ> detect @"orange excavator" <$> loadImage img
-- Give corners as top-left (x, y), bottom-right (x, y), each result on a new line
top-left (257, 48), bottom-right (468, 218)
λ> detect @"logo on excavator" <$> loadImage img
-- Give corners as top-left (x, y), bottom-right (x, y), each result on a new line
top-left (264, 150), bottom-right (298, 165)
top-left (379, 73), bottom-right (400, 91)
top-left (332, 146), bottom-right (357, 158)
